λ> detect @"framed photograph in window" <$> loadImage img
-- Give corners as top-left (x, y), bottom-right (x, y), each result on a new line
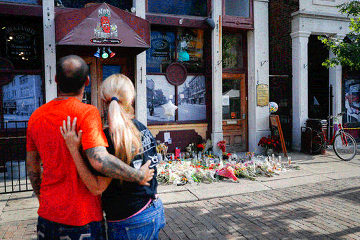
top-left (177, 75), bottom-right (206, 121)
top-left (146, 75), bottom-right (176, 123)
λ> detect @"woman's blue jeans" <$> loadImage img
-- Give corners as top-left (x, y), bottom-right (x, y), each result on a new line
top-left (37, 216), bottom-right (106, 240)
top-left (107, 198), bottom-right (166, 240)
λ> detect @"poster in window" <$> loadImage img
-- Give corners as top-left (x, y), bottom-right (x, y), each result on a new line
top-left (2, 75), bottom-right (43, 127)
top-left (147, 75), bottom-right (176, 123)
top-left (146, 31), bottom-right (175, 73)
top-left (177, 75), bottom-right (206, 121)
top-left (5, 25), bottom-right (38, 61)
top-left (344, 78), bottom-right (360, 124)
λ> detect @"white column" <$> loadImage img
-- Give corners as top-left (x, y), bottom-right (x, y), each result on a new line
top-left (291, 31), bottom-right (311, 150)
top-left (43, 0), bottom-right (57, 102)
top-left (248, 0), bottom-right (270, 153)
top-left (329, 51), bottom-right (342, 118)
top-left (211, 0), bottom-right (223, 156)
top-left (329, 34), bottom-right (345, 123)
top-left (133, 0), bottom-right (147, 126)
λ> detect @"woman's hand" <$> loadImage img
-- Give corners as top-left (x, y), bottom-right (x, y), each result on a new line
top-left (60, 116), bottom-right (83, 152)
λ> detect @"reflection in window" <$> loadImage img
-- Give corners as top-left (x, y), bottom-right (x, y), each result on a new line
top-left (222, 33), bottom-right (243, 69)
top-left (177, 28), bottom-right (204, 73)
top-left (148, 0), bottom-right (207, 17)
top-left (146, 28), bottom-right (204, 73)
top-left (225, 0), bottom-right (250, 18)
top-left (2, 75), bottom-right (43, 122)
top-left (223, 78), bottom-right (241, 119)
top-left (103, 65), bottom-right (121, 81)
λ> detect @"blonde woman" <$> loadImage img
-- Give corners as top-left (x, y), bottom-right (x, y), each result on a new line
top-left (61, 74), bottom-right (165, 240)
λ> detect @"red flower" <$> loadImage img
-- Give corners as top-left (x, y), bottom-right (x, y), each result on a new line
top-left (217, 140), bottom-right (226, 152)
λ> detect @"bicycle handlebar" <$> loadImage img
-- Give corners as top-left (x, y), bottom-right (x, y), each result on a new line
top-left (328, 112), bottom-right (344, 119)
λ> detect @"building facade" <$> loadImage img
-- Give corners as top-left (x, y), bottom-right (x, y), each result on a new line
top-left (1, 0), bottom-right (271, 156)
top-left (269, 0), bottom-right (355, 150)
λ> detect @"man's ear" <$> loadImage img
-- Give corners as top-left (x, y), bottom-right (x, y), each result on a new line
top-left (85, 76), bottom-right (90, 86)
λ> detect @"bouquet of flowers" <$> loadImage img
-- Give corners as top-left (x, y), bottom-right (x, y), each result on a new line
top-left (258, 135), bottom-right (280, 151)
top-left (217, 140), bottom-right (226, 153)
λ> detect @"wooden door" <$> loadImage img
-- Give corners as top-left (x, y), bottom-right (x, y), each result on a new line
top-left (222, 73), bottom-right (247, 152)
top-left (81, 56), bottom-right (130, 124)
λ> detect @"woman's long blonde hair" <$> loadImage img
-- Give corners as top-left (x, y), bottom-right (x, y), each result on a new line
top-left (99, 74), bottom-right (142, 165)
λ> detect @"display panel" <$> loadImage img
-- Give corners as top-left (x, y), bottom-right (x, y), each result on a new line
top-left (147, 75), bottom-right (176, 123)
top-left (177, 75), bottom-right (206, 121)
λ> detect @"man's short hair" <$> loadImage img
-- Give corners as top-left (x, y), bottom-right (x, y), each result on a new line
top-left (56, 55), bottom-right (89, 95)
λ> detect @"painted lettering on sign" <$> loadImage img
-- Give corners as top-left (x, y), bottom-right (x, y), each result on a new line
top-left (91, 8), bottom-right (120, 44)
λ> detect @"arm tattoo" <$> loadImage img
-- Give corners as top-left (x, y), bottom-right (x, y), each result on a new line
top-left (85, 146), bottom-right (144, 182)
top-left (28, 171), bottom-right (41, 197)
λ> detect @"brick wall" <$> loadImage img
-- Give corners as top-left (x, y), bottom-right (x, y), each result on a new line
top-left (269, 0), bottom-right (299, 76)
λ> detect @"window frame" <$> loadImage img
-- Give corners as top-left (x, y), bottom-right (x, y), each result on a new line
top-left (222, 0), bottom-right (254, 29)
top-left (146, 0), bottom-right (212, 28)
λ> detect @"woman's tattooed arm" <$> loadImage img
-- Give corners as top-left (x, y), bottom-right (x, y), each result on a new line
top-left (85, 146), bottom-right (154, 186)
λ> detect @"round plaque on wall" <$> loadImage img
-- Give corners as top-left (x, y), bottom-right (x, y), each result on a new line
top-left (165, 62), bottom-right (187, 86)
top-left (0, 58), bottom-right (15, 86)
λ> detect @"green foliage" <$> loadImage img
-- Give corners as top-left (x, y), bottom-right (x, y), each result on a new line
top-left (319, 1), bottom-right (360, 70)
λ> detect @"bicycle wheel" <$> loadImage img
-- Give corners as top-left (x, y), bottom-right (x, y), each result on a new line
top-left (311, 131), bottom-right (324, 154)
top-left (333, 132), bottom-right (357, 161)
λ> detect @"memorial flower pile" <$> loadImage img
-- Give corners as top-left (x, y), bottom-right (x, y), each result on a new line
top-left (155, 141), bottom-right (299, 186)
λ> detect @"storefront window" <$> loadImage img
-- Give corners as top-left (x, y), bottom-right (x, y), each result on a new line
top-left (146, 31), bottom-right (176, 73)
top-left (0, 0), bottom-right (38, 4)
top-left (222, 33), bottom-right (243, 69)
top-left (176, 28), bottom-right (204, 73)
top-left (146, 28), bottom-right (204, 73)
top-left (146, 75), bottom-right (206, 124)
top-left (60, 0), bottom-right (132, 10)
top-left (225, 0), bottom-right (250, 18)
top-left (0, 19), bottom-right (42, 70)
top-left (2, 75), bottom-right (43, 126)
top-left (148, 0), bottom-right (207, 17)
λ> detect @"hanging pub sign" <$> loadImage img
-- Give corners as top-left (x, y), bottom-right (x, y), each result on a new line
top-left (90, 7), bottom-right (121, 44)
top-left (5, 26), bottom-right (37, 61)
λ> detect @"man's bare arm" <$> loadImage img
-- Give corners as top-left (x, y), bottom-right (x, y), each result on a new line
top-left (26, 151), bottom-right (42, 200)
top-left (85, 146), bottom-right (154, 186)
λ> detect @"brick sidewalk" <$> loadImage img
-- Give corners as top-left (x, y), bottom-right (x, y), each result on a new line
top-left (1, 177), bottom-right (360, 239)
top-left (159, 177), bottom-right (360, 240)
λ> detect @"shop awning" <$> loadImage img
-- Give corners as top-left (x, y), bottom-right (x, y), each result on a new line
top-left (55, 3), bottom-right (150, 50)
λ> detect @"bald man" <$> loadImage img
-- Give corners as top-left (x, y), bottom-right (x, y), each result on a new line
top-left (26, 55), bottom-right (154, 239)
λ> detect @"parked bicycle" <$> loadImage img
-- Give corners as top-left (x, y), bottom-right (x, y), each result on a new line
top-left (311, 113), bottom-right (357, 161)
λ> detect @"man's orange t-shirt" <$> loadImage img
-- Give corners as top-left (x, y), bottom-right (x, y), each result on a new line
top-left (26, 97), bottom-right (108, 226)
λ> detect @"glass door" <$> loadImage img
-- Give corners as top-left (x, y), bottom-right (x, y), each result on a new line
top-left (222, 73), bottom-right (247, 152)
